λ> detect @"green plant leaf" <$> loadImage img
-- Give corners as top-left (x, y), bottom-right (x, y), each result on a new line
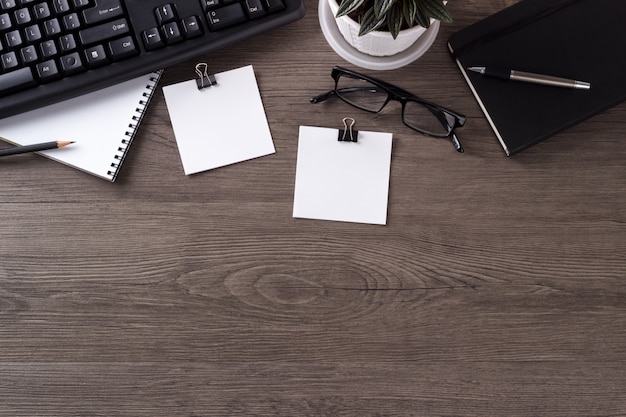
top-left (335, 0), bottom-right (368, 17)
top-left (403, 0), bottom-right (418, 28)
top-left (358, 7), bottom-right (387, 36)
top-left (373, 0), bottom-right (395, 19)
top-left (387, 3), bottom-right (404, 39)
top-left (417, 0), bottom-right (453, 23)
top-left (414, 6), bottom-right (431, 27)
top-left (345, 0), bottom-right (453, 37)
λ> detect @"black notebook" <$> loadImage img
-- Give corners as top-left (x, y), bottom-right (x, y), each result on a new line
top-left (448, 0), bottom-right (626, 155)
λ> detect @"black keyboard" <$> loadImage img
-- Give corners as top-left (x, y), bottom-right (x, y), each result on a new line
top-left (0, 0), bottom-right (305, 118)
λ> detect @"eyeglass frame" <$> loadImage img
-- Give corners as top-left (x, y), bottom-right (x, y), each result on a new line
top-left (310, 66), bottom-right (466, 153)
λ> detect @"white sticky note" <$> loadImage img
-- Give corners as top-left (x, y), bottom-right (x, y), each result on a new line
top-left (162, 65), bottom-right (275, 175)
top-left (293, 125), bottom-right (393, 225)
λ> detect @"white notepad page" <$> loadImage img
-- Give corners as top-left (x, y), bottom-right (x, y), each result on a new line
top-left (162, 65), bottom-right (275, 175)
top-left (0, 72), bottom-right (160, 181)
top-left (293, 125), bottom-right (393, 225)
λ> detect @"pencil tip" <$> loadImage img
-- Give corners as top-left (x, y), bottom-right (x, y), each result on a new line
top-left (57, 140), bottom-right (75, 148)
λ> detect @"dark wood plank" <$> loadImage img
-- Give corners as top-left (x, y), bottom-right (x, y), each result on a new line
top-left (1, 0), bottom-right (625, 415)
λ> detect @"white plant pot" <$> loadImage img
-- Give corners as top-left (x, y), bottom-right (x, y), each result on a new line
top-left (327, 0), bottom-right (432, 57)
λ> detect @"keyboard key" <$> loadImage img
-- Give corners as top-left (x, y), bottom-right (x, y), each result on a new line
top-left (20, 44), bottom-right (38, 63)
top-left (108, 35), bottom-right (137, 60)
top-left (1, 51), bottom-right (19, 70)
top-left (162, 21), bottom-right (183, 44)
top-left (0, 13), bottom-right (10, 30)
top-left (63, 12), bottom-right (81, 30)
top-left (36, 59), bottom-right (60, 82)
top-left (84, 44), bottom-right (108, 67)
top-left (14, 7), bottom-right (31, 25)
top-left (155, 4), bottom-right (176, 25)
top-left (244, 0), bottom-right (266, 19)
top-left (40, 40), bottom-right (57, 58)
top-left (43, 18), bottom-right (61, 37)
top-left (142, 27), bottom-right (164, 51)
top-left (1, 0), bottom-right (17, 11)
top-left (200, 0), bottom-right (220, 10)
top-left (24, 24), bottom-right (42, 42)
top-left (207, 4), bottom-right (246, 31)
top-left (182, 16), bottom-right (203, 39)
top-left (60, 51), bottom-right (85, 74)
top-left (82, 0), bottom-right (124, 25)
top-left (79, 18), bottom-right (129, 45)
top-left (53, 0), bottom-right (70, 14)
top-left (0, 67), bottom-right (36, 95)
top-left (59, 34), bottom-right (77, 52)
top-left (73, 0), bottom-right (91, 8)
top-left (264, 0), bottom-right (285, 13)
top-left (33, 3), bottom-right (51, 20)
top-left (5, 29), bottom-right (22, 47)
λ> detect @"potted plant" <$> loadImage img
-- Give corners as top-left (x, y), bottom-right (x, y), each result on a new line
top-left (328, 0), bottom-right (453, 57)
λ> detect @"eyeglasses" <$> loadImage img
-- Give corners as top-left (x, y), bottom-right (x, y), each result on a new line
top-left (310, 66), bottom-right (466, 153)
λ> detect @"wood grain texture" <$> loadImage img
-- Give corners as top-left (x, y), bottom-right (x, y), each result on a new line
top-left (1, 0), bottom-right (625, 416)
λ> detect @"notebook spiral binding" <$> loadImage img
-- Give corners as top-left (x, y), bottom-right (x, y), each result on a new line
top-left (107, 70), bottom-right (163, 181)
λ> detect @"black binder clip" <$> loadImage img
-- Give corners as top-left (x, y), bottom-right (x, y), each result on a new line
top-left (338, 117), bottom-right (358, 142)
top-left (195, 63), bottom-right (217, 90)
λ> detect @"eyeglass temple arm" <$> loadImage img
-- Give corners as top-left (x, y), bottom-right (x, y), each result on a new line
top-left (451, 131), bottom-right (464, 153)
top-left (310, 90), bottom-right (336, 103)
top-left (311, 86), bottom-right (380, 104)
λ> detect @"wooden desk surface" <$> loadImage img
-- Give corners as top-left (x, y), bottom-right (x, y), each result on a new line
top-left (1, 0), bottom-right (625, 415)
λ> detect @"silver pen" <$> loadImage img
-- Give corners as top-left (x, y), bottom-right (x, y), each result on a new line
top-left (467, 66), bottom-right (591, 90)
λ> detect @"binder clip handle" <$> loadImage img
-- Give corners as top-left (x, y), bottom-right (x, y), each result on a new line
top-left (195, 63), bottom-right (217, 90)
top-left (338, 117), bottom-right (358, 142)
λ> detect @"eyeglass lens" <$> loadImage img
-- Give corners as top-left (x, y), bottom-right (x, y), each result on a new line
top-left (403, 101), bottom-right (451, 137)
top-left (335, 76), bottom-right (388, 112)
top-left (336, 73), bottom-right (451, 137)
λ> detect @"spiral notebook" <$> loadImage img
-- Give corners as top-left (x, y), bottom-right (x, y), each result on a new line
top-left (0, 71), bottom-right (161, 181)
